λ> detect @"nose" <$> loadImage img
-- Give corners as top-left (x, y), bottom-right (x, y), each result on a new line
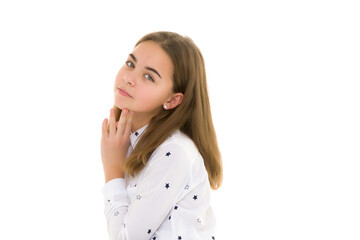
top-left (124, 71), bottom-right (136, 86)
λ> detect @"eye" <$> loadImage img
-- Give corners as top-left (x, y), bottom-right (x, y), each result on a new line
top-left (144, 74), bottom-right (154, 82)
top-left (125, 61), bottom-right (135, 68)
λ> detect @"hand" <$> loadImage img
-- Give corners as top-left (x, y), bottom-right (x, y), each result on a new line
top-left (101, 108), bottom-right (134, 183)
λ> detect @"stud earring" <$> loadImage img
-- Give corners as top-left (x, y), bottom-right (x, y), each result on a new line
top-left (163, 104), bottom-right (168, 110)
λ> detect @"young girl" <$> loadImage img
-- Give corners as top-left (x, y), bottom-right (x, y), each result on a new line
top-left (100, 31), bottom-right (223, 240)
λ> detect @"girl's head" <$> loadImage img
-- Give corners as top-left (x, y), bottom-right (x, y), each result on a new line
top-left (114, 39), bottom-right (184, 128)
top-left (112, 31), bottom-right (223, 190)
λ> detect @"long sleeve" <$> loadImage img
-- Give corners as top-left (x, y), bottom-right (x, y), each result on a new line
top-left (102, 141), bottom-right (191, 240)
top-left (102, 178), bottom-right (130, 240)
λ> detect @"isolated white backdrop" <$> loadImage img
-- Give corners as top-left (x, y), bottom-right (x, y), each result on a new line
top-left (0, 0), bottom-right (359, 239)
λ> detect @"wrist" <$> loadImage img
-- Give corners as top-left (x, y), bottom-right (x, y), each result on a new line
top-left (103, 167), bottom-right (124, 183)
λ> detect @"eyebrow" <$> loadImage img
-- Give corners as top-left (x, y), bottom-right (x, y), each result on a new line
top-left (129, 53), bottom-right (162, 79)
top-left (129, 53), bottom-right (137, 63)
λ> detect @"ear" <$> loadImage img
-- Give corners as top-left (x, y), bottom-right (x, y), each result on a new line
top-left (163, 93), bottom-right (184, 110)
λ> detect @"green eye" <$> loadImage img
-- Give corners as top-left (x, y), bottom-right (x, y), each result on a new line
top-left (145, 74), bottom-right (154, 82)
top-left (126, 61), bottom-right (135, 68)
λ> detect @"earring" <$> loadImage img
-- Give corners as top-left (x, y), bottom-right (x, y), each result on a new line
top-left (163, 104), bottom-right (168, 110)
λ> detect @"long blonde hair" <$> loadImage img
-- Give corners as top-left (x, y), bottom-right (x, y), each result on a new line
top-left (110, 31), bottom-right (223, 189)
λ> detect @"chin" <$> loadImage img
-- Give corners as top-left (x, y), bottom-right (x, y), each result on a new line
top-left (114, 98), bottom-right (126, 109)
top-left (114, 103), bottom-right (131, 112)
top-left (114, 102), bottom-right (124, 110)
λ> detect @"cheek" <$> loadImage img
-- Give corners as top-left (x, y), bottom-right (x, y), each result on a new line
top-left (114, 68), bottom-right (125, 85)
top-left (138, 90), bottom-right (161, 105)
top-left (137, 87), bottom-right (167, 108)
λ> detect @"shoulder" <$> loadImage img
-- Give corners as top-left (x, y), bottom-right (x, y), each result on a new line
top-left (164, 130), bottom-right (199, 159)
top-left (149, 130), bottom-right (200, 166)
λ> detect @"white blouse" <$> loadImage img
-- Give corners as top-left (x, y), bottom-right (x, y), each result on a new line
top-left (102, 125), bottom-right (217, 240)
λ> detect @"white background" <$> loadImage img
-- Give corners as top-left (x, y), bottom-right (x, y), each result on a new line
top-left (0, 0), bottom-right (359, 239)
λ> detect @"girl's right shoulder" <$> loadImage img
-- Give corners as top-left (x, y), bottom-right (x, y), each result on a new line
top-left (153, 130), bottom-right (200, 165)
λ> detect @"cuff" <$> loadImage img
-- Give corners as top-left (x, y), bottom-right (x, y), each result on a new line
top-left (102, 178), bottom-right (129, 205)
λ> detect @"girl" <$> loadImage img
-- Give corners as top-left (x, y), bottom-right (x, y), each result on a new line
top-left (100, 31), bottom-right (223, 240)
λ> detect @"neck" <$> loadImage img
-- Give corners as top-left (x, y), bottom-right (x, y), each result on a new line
top-left (131, 112), bottom-right (152, 132)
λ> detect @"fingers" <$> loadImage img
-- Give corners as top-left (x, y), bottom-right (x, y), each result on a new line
top-left (117, 109), bottom-right (128, 136)
top-left (106, 108), bottom-right (134, 138)
top-left (109, 108), bottom-right (116, 136)
top-left (101, 118), bottom-right (108, 138)
top-left (117, 109), bottom-right (134, 137)
top-left (124, 111), bottom-right (134, 136)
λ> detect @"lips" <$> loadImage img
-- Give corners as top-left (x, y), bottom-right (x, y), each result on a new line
top-left (117, 88), bottom-right (133, 98)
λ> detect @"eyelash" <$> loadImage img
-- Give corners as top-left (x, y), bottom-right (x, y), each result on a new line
top-left (144, 74), bottom-right (154, 82)
top-left (125, 60), bottom-right (155, 82)
top-left (125, 61), bottom-right (135, 68)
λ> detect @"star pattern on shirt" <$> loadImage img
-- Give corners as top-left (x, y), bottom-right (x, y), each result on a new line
top-left (103, 128), bottom-right (216, 239)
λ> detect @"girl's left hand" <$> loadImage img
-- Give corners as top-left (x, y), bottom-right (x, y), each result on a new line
top-left (101, 108), bottom-right (134, 182)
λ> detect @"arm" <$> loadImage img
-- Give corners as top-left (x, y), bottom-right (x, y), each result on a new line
top-left (100, 107), bottom-right (132, 239)
top-left (102, 143), bottom-right (191, 240)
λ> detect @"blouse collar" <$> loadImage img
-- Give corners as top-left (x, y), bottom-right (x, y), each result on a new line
top-left (130, 124), bottom-right (148, 149)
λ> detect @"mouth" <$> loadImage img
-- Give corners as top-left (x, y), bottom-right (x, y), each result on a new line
top-left (117, 88), bottom-right (133, 98)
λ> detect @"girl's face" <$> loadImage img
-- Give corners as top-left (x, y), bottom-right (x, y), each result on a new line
top-left (114, 41), bottom-right (179, 126)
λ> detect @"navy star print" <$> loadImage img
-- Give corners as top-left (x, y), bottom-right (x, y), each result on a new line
top-left (102, 128), bottom-right (217, 239)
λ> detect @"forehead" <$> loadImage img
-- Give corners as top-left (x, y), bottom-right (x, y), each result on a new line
top-left (132, 41), bottom-right (174, 78)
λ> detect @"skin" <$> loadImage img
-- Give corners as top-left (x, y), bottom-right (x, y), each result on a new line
top-left (101, 41), bottom-right (184, 183)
